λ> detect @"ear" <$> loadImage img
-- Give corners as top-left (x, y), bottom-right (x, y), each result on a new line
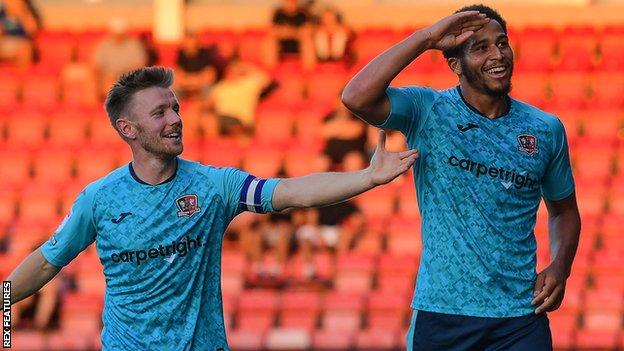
top-left (447, 57), bottom-right (462, 76)
top-left (116, 117), bottom-right (137, 140)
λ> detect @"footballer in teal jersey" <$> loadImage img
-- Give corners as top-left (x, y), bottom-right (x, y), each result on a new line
top-left (343, 4), bottom-right (580, 350)
top-left (7, 67), bottom-right (419, 351)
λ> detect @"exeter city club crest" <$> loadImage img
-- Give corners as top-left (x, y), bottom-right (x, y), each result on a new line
top-left (517, 134), bottom-right (538, 156)
top-left (176, 194), bottom-right (200, 217)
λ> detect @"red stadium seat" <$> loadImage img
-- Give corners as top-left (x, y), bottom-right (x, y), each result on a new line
top-left (321, 292), bottom-right (364, 332)
top-left (227, 328), bottom-right (265, 351)
top-left (11, 331), bottom-right (47, 351)
top-left (253, 106), bottom-right (294, 145)
top-left (47, 109), bottom-right (90, 147)
top-left (279, 291), bottom-right (321, 330)
top-left (556, 26), bottom-right (598, 72)
top-left (597, 33), bottom-right (624, 71)
top-left (515, 26), bottom-right (557, 72)
top-left (355, 328), bottom-right (398, 349)
top-left (589, 72), bottom-right (624, 108)
top-left (354, 185), bottom-right (397, 221)
top-left (0, 148), bottom-right (33, 187)
top-left (510, 73), bottom-right (548, 107)
top-left (4, 109), bottom-right (48, 147)
top-left (237, 29), bottom-right (269, 65)
top-left (334, 253), bottom-right (376, 293)
top-left (311, 329), bottom-right (354, 349)
top-left (61, 292), bottom-right (103, 334)
top-left (264, 328), bottom-right (311, 350)
top-left (47, 331), bottom-right (94, 351)
top-left (376, 253), bottom-right (418, 294)
top-left (547, 73), bottom-right (591, 108)
top-left (21, 75), bottom-right (60, 110)
top-left (0, 75), bottom-right (20, 109)
top-left (241, 144), bottom-right (283, 178)
top-left (31, 148), bottom-right (75, 185)
top-left (575, 330), bottom-right (620, 349)
top-left (236, 289), bottom-right (278, 331)
top-left (367, 291), bottom-right (408, 331)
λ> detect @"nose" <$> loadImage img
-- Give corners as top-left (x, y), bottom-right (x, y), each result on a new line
top-left (167, 108), bottom-right (182, 126)
top-left (489, 44), bottom-right (504, 60)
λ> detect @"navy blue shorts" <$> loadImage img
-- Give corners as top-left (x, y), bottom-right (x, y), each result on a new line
top-left (406, 310), bottom-right (552, 351)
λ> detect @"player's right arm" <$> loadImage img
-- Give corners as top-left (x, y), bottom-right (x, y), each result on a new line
top-left (7, 187), bottom-right (97, 305)
top-left (7, 249), bottom-right (60, 305)
top-left (341, 11), bottom-right (489, 125)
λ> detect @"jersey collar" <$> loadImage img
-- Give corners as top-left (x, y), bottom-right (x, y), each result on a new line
top-left (128, 158), bottom-right (178, 186)
top-left (455, 86), bottom-right (512, 120)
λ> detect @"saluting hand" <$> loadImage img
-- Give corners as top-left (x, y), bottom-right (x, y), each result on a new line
top-left (424, 11), bottom-right (491, 51)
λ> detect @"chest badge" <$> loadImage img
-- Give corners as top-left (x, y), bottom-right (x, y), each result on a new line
top-left (517, 134), bottom-right (538, 156)
top-left (176, 194), bottom-right (200, 217)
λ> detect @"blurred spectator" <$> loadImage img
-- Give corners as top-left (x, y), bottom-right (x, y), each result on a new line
top-left (266, 0), bottom-right (315, 70)
top-left (0, 0), bottom-right (40, 68)
top-left (93, 18), bottom-right (147, 97)
top-left (295, 154), bottom-right (365, 279)
top-left (61, 45), bottom-right (98, 106)
top-left (313, 7), bottom-right (352, 63)
top-left (240, 213), bottom-right (293, 280)
top-left (206, 58), bottom-right (271, 136)
top-left (322, 98), bottom-right (367, 167)
top-left (175, 32), bottom-right (225, 98)
top-left (139, 32), bottom-right (160, 67)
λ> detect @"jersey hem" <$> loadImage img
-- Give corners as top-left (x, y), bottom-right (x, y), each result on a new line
top-left (411, 302), bottom-right (535, 318)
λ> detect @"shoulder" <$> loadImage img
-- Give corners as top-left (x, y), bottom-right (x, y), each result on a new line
top-left (512, 98), bottom-right (564, 132)
top-left (77, 165), bottom-right (130, 206)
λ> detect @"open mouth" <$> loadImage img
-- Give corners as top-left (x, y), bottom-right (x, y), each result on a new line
top-left (163, 131), bottom-right (182, 141)
top-left (484, 65), bottom-right (508, 79)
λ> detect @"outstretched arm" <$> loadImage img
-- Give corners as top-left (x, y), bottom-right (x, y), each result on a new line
top-left (341, 11), bottom-right (489, 125)
top-left (272, 131), bottom-right (418, 211)
top-left (7, 248), bottom-right (61, 305)
top-left (532, 193), bottom-right (581, 314)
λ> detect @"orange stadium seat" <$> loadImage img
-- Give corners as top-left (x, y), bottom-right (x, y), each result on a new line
top-left (222, 251), bottom-right (246, 295)
top-left (31, 148), bottom-right (76, 185)
top-left (376, 253), bottom-right (418, 294)
top-left (0, 74), bottom-right (20, 109)
top-left (548, 310), bottom-right (579, 348)
top-left (254, 106), bottom-right (294, 144)
top-left (386, 216), bottom-right (422, 255)
top-left (597, 32), bottom-right (624, 71)
top-left (515, 26), bottom-right (557, 72)
top-left (279, 290), bottom-right (321, 330)
top-left (0, 148), bottom-right (32, 187)
top-left (74, 147), bottom-right (120, 184)
top-left (547, 73), bottom-right (591, 108)
top-left (580, 109), bottom-right (623, 142)
top-left (47, 109), bottom-right (90, 147)
top-left (589, 72), bottom-right (624, 108)
top-left (21, 75), bottom-right (60, 110)
top-left (35, 31), bottom-right (75, 68)
top-left (237, 29), bottom-right (269, 65)
top-left (353, 28), bottom-right (401, 64)
top-left (510, 73), bottom-right (548, 107)
top-left (556, 26), bottom-right (598, 72)
top-left (60, 292), bottom-right (103, 334)
top-left (241, 144), bottom-right (283, 178)
top-left (426, 71), bottom-right (459, 90)
top-left (4, 109), bottom-right (48, 147)
top-left (47, 331), bottom-right (94, 351)
top-left (355, 185), bottom-right (397, 221)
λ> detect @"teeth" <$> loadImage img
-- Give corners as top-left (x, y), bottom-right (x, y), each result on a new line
top-left (486, 67), bottom-right (505, 74)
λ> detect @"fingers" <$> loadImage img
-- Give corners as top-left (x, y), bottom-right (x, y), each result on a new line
top-left (455, 31), bottom-right (475, 45)
top-left (532, 277), bottom-right (556, 308)
top-left (398, 149), bottom-right (419, 159)
top-left (534, 285), bottom-right (564, 314)
top-left (377, 130), bottom-right (386, 150)
top-left (533, 271), bottom-right (547, 300)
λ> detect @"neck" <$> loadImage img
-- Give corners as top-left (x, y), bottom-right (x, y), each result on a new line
top-left (459, 83), bottom-right (509, 119)
top-left (131, 150), bottom-right (177, 185)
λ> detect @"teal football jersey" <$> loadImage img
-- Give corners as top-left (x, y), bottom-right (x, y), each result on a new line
top-left (382, 86), bottom-right (574, 317)
top-left (41, 158), bottom-right (279, 350)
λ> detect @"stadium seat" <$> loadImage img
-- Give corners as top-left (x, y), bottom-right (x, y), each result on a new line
top-left (11, 330), bottom-right (47, 351)
top-left (575, 330), bottom-right (620, 349)
top-left (241, 144), bottom-right (283, 178)
top-left (588, 72), bottom-right (624, 108)
top-left (227, 328), bottom-right (265, 351)
top-left (311, 329), bottom-right (354, 350)
top-left (237, 29), bottom-right (269, 65)
top-left (279, 290), bottom-right (321, 330)
top-left (236, 289), bottom-right (278, 331)
top-left (515, 26), bottom-right (557, 72)
top-left (510, 73), bottom-right (548, 107)
top-left (321, 292), bottom-right (364, 332)
top-left (355, 328), bottom-right (399, 349)
top-left (264, 328), bottom-right (311, 350)
top-left (4, 109), bottom-right (48, 147)
top-left (47, 331), bottom-right (93, 351)
top-left (333, 253), bottom-right (376, 293)
top-left (31, 148), bottom-right (75, 185)
top-left (61, 292), bottom-right (103, 334)
top-left (597, 33), bottom-right (624, 71)
top-left (556, 26), bottom-right (598, 72)
top-left (548, 310), bottom-right (578, 349)
top-left (547, 73), bottom-right (591, 108)
top-left (366, 290), bottom-right (408, 331)
top-left (0, 148), bottom-right (32, 187)
top-left (47, 109), bottom-right (90, 147)
top-left (253, 106), bottom-right (294, 145)
top-left (222, 252), bottom-right (245, 295)
top-left (0, 75), bottom-right (20, 109)
top-left (21, 75), bottom-right (60, 110)
top-left (354, 185), bottom-right (397, 222)
top-left (376, 253), bottom-right (418, 294)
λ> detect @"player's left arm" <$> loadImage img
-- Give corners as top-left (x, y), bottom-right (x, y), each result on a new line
top-left (272, 131), bottom-right (418, 211)
top-left (532, 193), bottom-right (581, 314)
top-left (532, 117), bottom-right (580, 314)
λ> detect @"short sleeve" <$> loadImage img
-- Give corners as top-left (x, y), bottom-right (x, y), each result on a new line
top-left (541, 119), bottom-right (575, 201)
top-left (40, 188), bottom-right (97, 268)
top-left (379, 86), bottom-right (436, 138)
top-left (217, 167), bottom-right (280, 219)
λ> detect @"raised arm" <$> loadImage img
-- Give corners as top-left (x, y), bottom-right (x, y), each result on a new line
top-left (341, 11), bottom-right (489, 125)
top-left (7, 248), bottom-right (61, 305)
top-left (532, 193), bottom-right (581, 314)
top-left (272, 131), bottom-right (418, 211)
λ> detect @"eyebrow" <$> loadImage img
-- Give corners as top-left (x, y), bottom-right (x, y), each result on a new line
top-left (470, 34), bottom-right (509, 47)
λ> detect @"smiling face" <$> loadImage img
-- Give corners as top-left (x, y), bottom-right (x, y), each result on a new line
top-left (453, 20), bottom-right (514, 97)
top-left (124, 87), bottom-right (184, 159)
